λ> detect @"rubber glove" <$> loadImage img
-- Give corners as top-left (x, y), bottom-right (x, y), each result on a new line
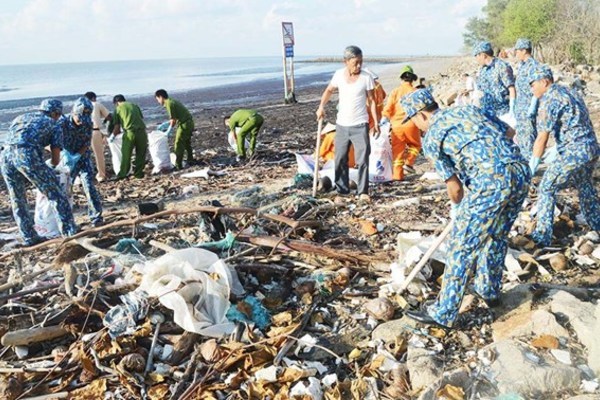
top-left (61, 151), bottom-right (81, 171)
top-left (108, 134), bottom-right (115, 143)
top-left (542, 146), bottom-right (558, 164)
top-left (450, 202), bottom-right (459, 220)
top-left (379, 117), bottom-right (389, 126)
top-left (527, 96), bottom-right (538, 119)
top-left (509, 98), bottom-right (515, 116)
top-left (529, 156), bottom-right (541, 175)
top-left (165, 125), bottom-right (174, 137)
top-left (157, 121), bottom-right (170, 132)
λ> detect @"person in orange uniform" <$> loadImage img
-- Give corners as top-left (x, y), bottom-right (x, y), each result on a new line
top-left (381, 65), bottom-right (422, 180)
top-left (363, 68), bottom-right (387, 131)
top-left (319, 122), bottom-right (356, 166)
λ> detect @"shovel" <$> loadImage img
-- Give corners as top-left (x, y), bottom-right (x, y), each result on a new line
top-left (311, 119), bottom-right (323, 197)
top-left (397, 221), bottom-right (454, 294)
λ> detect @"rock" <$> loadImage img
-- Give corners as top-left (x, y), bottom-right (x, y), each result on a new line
top-left (549, 254), bottom-right (569, 271)
top-left (407, 346), bottom-right (443, 392)
top-left (550, 291), bottom-right (597, 350)
top-left (363, 298), bottom-right (395, 321)
top-left (579, 241), bottom-right (595, 256)
top-left (417, 367), bottom-right (498, 400)
top-left (589, 304), bottom-right (600, 377)
top-left (371, 316), bottom-right (418, 343)
top-left (492, 309), bottom-right (568, 341)
top-left (489, 340), bottom-right (581, 395)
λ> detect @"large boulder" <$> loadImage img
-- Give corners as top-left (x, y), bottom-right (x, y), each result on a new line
top-left (549, 291), bottom-right (597, 350)
top-left (489, 340), bottom-right (581, 396)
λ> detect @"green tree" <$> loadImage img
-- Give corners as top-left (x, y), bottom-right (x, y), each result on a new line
top-left (501, 0), bottom-right (558, 49)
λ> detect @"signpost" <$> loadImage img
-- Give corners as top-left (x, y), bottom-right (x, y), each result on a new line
top-left (281, 22), bottom-right (296, 104)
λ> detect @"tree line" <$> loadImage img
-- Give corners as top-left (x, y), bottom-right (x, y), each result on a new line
top-left (463, 0), bottom-right (600, 64)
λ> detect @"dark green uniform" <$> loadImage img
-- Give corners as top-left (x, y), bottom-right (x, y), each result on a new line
top-left (228, 109), bottom-right (264, 157)
top-left (113, 101), bottom-right (147, 179)
top-left (164, 98), bottom-right (194, 169)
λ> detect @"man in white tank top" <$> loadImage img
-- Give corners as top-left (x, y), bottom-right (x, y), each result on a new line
top-left (316, 45), bottom-right (380, 201)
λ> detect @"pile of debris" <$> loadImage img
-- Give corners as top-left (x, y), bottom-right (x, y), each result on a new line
top-left (1, 57), bottom-right (600, 400)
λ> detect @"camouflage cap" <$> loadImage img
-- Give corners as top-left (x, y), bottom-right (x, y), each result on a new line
top-left (472, 41), bottom-right (493, 56)
top-left (514, 38), bottom-right (532, 50)
top-left (400, 89), bottom-right (437, 123)
top-left (71, 97), bottom-right (93, 126)
top-left (529, 64), bottom-right (553, 84)
top-left (39, 99), bottom-right (63, 114)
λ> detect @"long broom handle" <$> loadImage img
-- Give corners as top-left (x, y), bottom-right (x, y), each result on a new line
top-left (312, 119), bottom-right (323, 197)
top-left (398, 221), bottom-right (454, 294)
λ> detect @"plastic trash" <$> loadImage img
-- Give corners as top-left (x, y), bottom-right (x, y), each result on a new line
top-left (196, 231), bottom-right (236, 251)
top-left (34, 164), bottom-right (72, 238)
top-left (148, 130), bottom-right (173, 174)
top-left (289, 377), bottom-right (323, 400)
top-left (138, 248), bottom-right (245, 337)
top-left (103, 291), bottom-right (149, 339)
top-left (115, 238), bottom-right (143, 254)
top-left (369, 123), bottom-right (393, 182)
top-left (108, 133), bottom-right (124, 176)
top-left (226, 296), bottom-right (271, 329)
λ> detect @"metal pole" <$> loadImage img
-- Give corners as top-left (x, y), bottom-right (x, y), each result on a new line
top-left (312, 119), bottom-right (323, 197)
top-left (282, 48), bottom-right (288, 103)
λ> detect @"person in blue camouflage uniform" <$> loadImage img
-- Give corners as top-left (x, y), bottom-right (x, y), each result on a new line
top-left (514, 38), bottom-right (540, 159)
top-left (0, 99), bottom-right (78, 245)
top-left (528, 65), bottom-right (600, 246)
top-left (399, 90), bottom-right (530, 329)
top-left (60, 97), bottom-right (103, 227)
top-left (473, 41), bottom-right (516, 118)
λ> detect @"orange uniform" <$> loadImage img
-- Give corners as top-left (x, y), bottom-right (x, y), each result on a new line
top-left (368, 80), bottom-right (387, 130)
top-left (319, 131), bottom-right (355, 167)
top-left (382, 81), bottom-right (422, 180)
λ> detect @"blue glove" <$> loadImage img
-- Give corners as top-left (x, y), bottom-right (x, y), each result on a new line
top-left (165, 126), bottom-right (174, 137)
top-left (529, 156), bottom-right (541, 175)
top-left (527, 97), bottom-right (538, 119)
top-left (450, 202), bottom-right (459, 220)
top-left (379, 117), bottom-right (389, 126)
top-left (509, 98), bottom-right (515, 116)
top-left (157, 121), bottom-right (170, 132)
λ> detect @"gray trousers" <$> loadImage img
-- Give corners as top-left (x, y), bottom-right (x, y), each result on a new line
top-left (334, 123), bottom-right (370, 195)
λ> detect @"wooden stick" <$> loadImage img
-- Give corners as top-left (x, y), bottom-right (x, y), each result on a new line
top-left (75, 238), bottom-right (120, 258)
top-left (397, 222), bottom-right (453, 294)
top-left (312, 119), bottom-right (323, 197)
top-left (0, 264), bottom-right (56, 294)
top-left (0, 283), bottom-right (61, 302)
top-left (0, 206), bottom-right (319, 261)
top-left (1, 325), bottom-right (69, 346)
top-left (237, 234), bottom-right (372, 264)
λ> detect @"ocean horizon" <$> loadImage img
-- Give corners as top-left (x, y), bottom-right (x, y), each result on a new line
top-left (0, 55), bottom-right (405, 142)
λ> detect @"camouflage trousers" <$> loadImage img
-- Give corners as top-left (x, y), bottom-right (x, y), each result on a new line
top-left (72, 155), bottom-right (103, 225)
top-left (532, 157), bottom-right (600, 246)
top-left (427, 162), bottom-right (530, 327)
top-left (1, 146), bottom-right (77, 245)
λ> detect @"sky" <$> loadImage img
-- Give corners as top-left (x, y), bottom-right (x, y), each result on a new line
top-left (0, 0), bottom-right (486, 66)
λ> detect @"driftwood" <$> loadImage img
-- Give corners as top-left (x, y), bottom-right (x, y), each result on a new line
top-left (1, 325), bottom-right (69, 346)
top-left (0, 205), bottom-right (321, 261)
top-left (237, 234), bottom-right (372, 265)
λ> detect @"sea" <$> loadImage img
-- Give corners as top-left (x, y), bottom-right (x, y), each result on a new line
top-left (0, 56), bottom-right (356, 142)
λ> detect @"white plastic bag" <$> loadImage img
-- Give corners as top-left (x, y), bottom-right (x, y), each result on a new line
top-left (148, 130), bottom-right (172, 174)
top-left (138, 248), bottom-right (245, 338)
top-left (34, 165), bottom-right (72, 238)
top-left (499, 112), bottom-right (517, 129)
top-left (368, 124), bottom-right (393, 182)
top-left (227, 127), bottom-right (251, 152)
top-left (108, 134), bottom-right (123, 176)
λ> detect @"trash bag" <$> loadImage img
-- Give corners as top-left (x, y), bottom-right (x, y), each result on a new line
top-left (368, 124), bottom-right (393, 182)
top-left (138, 248), bottom-right (245, 337)
top-left (108, 134), bottom-right (123, 176)
top-left (103, 291), bottom-right (149, 339)
top-left (34, 164), bottom-right (72, 238)
top-left (227, 127), bottom-right (251, 152)
top-left (148, 130), bottom-right (172, 174)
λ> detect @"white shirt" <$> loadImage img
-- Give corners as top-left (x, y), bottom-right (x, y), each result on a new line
top-left (330, 68), bottom-right (374, 126)
top-left (91, 101), bottom-right (110, 134)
